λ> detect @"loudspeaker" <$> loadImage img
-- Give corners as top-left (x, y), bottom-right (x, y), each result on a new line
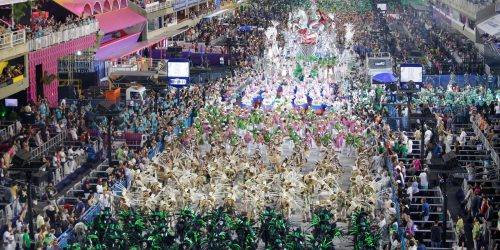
top-left (58, 86), bottom-right (78, 100)
top-left (167, 46), bottom-right (182, 53)
top-left (12, 149), bottom-right (31, 167)
top-left (408, 81), bottom-right (417, 90)
top-left (386, 83), bottom-right (397, 92)
top-left (442, 152), bottom-right (456, 162)
top-left (32, 171), bottom-right (48, 186)
top-left (21, 112), bottom-right (36, 125)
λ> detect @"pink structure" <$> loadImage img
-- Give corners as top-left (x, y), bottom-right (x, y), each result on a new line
top-left (28, 34), bottom-right (97, 107)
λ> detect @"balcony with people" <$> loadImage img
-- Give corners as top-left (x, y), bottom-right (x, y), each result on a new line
top-left (432, 0), bottom-right (497, 36)
top-left (26, 13), bottom-right (98, 52)
top-left (129, 0), bottom-right (210, 14)
top-left (0, 1), bottom-right (100, 53)
top-left (0, 23), bottom-right (27, 61)
top-left (0, 55), bottom-right (28, 100)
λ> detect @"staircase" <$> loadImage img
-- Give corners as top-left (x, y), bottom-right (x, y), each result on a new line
top-left (400, 131), bottom-right (456, 249)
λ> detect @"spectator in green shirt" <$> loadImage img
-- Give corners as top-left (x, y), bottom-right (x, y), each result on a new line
top-left (472, 217), bottom-right (481, 250)
top-left (22, 228), bottom-right (30, 249)
top-left (116, 145), bottom-right (126, 161)
top-left (455, 215), bottom-right (464, 240)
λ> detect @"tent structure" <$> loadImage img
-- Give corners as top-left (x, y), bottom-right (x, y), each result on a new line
top-left (239, 26), bottom-right (253, 31)
top-left (372, 72), bottom-right (398, 84)
top-left (477, 14), bottom-right (500, 39)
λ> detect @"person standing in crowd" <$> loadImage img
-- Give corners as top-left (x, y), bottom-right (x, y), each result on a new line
top-left (479, 197), bottom-right (489, 218)
top-left (2, 225), bottom-right (15, 250)
top-left (22, 228), bottom-right (30, 249)
top-left (421, 198), bottom-right (430, 222)
top-left (471, 192), bottom-right (482, 217)
top-left (74, 197), bottom-right (86, 219)
top-left (431, 221), bottom-right (441, 248)
top-left (419, 168), bottom-right (429, 190)
top-left (455, 215), bottom-right (464, 243)
top-left (472, 217), bottom-right (481, 250)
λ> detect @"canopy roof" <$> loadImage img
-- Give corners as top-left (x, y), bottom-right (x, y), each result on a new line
top-left (477, 14), bottom-right (500, 38)
top-left (373, 72), bottom-right (398, 83)
top-left (95, 7), bottom-right (146, 34)
top-left (54, 0), bottom-right (99, 16)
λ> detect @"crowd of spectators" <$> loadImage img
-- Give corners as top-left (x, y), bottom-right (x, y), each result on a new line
top-left (182, 4), bottom-right (274, 67)
top-left (26, 13), bottom-right (95, 40)
top-left (0, 63), bottom-right (24, 85)
top-left (344, 5), bottom-right (485, 75)
top-left (0, 74), bottom-right (233, 248)
top-left (393, 8), bottom-right (484, 75)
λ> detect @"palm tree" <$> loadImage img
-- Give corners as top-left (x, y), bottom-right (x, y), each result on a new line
top-left (12, 0), bottom-right (33, 26)
top-left (41, 71), bottom-right (58, 86)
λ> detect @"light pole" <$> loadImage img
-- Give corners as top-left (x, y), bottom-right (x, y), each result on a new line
top-left (97, 103), bottom-right (121, 166)
top-left (9, 153), bottom-right (49, 248)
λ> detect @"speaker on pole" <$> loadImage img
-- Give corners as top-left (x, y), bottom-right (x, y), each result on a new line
top-left (12, 149), bottom-right (31, 167)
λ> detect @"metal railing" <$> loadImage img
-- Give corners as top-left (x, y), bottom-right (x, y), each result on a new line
top-left (58, 59), bottom-right (95, 73)
top-left (439, 0), bottom-right (494, 17)
top-left (0, 123), bottom-right (17, 142)
top-left (366, 52), bottom-right (391, 58)
top-left (28, 20), bottom-right (99, 51)
top-left (57, 202), bottom-right (102, 248)
top-left (145, 0), bottom-right (173, 12)
top-left (54, 151), bottom-right (88, 184)
top-left (109, 64), bottom-right (139, 73)
top-left (0, 29), bottom-right (26, 50)
top-left (30, 132), bottom-right (67, 160)
top-left (472, 118), bottom-right (500, 171)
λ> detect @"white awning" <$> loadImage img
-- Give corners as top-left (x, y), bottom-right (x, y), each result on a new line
top-left (0, 0), bottom-right (28, 6)
top-left (204, 9), bottom-right (230, 19)
top-left (477, 14), bottom-right (500, 38)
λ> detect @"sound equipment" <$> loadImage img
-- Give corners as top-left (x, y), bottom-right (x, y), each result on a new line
top-left (442, 152), bottom-right (456, 162)
top-left (167, 46), bottom-right (183, 53)
top-left (58, 86), bottom-right (78, 100)
top-left (12, 149), bottom-right (31, 167)
top-left (32, 171), bottom-right (48, 186)
top-left (21, 112), bottom-right (36, 124)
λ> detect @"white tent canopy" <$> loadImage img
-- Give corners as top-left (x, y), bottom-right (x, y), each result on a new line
top-left (477, 14), bottom-right (500, 38)
top-left (0, 0), bottom-right (28, 6)
top-left (204, 9), bottom-right (231, 19)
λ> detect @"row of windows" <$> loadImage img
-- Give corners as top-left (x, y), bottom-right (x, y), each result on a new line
top-left (82, 0), bottom-right (128, 16)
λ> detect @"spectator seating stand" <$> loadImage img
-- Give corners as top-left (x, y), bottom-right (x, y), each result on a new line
top-left (55, 159), bottom-right (112, 248)
top-left (471, 118), bottom-right (500, 248)
top-left (396, 131), bottom-right (458, 249)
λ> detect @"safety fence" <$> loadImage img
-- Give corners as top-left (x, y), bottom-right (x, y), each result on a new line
top-left (28, 21), bottom-right (99, 51)
top-left (29, 131), bottom-right (67, 160)
top-left (145, 0), bottom-right (174, 12)
top-left (53, 151), bottom-right (88, 184)
top-left (422, 74), bottom-right (495, 88)
top-left (386, 158), bottom-right (406, 250)
top-left (0, 122), bottom-right (17, 142)
top-left (0, 29), bottom-right (26, 50)
top-left (57, 202), bottom-right (102, 248)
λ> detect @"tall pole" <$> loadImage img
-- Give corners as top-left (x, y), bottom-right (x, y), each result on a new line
top-left (420, 121), bottom-right (425, 161)
top-left (441, 174), bottom-right (448, 247)
top-left (26, 171), bottom-right (35, 244)
top-left (107, 115), bottom-right (112, 166)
